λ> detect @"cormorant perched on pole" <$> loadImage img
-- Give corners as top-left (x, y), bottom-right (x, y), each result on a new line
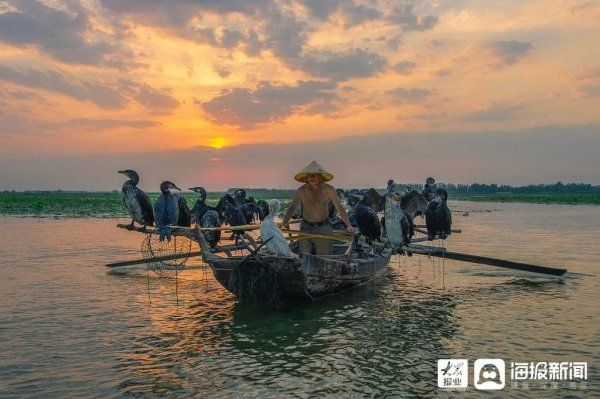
top-left (189, 186), bottom-right (210, 224)
top-left (422, 177), bottom-right (438, 202)
top-left (154, 181), bottom-right (180, 242)
top-left (353, 192), bottom-right (381, 244)
top-left (189, 186), bottom-right (221, 247)
top-left (175, 193), bottom-right (191, 227)
top-left (384, 190), bottom-right (413, 249)
top-left (118, 170), bottom-right (154, 230)
top-left (425, 188), bottom-right (452, 240)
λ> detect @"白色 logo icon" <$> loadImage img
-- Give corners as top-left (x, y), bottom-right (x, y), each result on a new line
top-left (474, 359), bottom-right (505, 390)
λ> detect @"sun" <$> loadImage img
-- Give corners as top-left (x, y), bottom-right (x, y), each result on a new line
top-left (208, 137), bottom-right (228, 149)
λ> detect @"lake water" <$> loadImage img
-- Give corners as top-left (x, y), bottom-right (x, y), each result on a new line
top-left (0, 202), bottom-right (598, 398)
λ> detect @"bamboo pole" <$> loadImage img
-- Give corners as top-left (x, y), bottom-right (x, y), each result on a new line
top-left (402, 247), bottom-right (567, 276)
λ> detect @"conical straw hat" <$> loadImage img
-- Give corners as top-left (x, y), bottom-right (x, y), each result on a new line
top-left (294, 161), bottom-right (334, 183)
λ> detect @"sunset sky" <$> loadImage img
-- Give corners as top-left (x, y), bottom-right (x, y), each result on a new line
top-left (0, 0), bottom-right (599, 190)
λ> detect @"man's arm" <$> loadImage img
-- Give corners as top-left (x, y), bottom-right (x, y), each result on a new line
top-left (328, 186), bottom-right (355, 234)
top-left (281, 189), bottom-right (301, 226)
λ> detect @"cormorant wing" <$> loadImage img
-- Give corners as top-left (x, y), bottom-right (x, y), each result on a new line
top-left (135, 187), bottom-right (155, 226)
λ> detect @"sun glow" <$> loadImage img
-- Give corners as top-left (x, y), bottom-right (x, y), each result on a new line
top-left (209, 137), bottom-right (229, 149)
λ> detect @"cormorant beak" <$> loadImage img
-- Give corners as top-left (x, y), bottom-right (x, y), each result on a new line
top-left (118, 170), bottom-right (126, 175)
top-left (172, 184), bottom-right (181, 191)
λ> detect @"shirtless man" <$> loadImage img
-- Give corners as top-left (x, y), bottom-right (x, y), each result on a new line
top-left (281, 161), bottom-right (354, 256)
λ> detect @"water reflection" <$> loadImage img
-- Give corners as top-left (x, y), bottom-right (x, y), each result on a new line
top-left (0, 202), bottom-right (598, 398)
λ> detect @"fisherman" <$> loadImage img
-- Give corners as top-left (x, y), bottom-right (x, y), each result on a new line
top-left (280, 161), bottom-right (355, 256)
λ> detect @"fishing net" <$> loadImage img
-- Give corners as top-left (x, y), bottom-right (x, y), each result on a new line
top-left (228, 256), bottom-right (281, 309)
top-left (140, 232), bottom-right (192, 278)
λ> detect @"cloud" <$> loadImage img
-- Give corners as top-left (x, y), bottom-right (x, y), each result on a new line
top-left (213, 65), bottom-right (231, 78)
top-left (134, 85), bottom-right (180, 114)
top-left (387, 4), bottom-right (438, 32)
top-left (340, 3), bottom-right (382, 27)
top-left (462, 102), bottom-right (525, 122)
top-left (296, 48), bottom-right (388, 82)
top-left (62, 118), bottom-right (160, 130)
top-left (199, 80), bottom-right (338, 129)
top-left (263, 6), bottom-right (308, 59)
top-left (575, 84), bottom-right (600, 98)
top-left (386, 87), bottom-right (434, 103)
top-left (0, 0), bottom-right (137, 70)
top-left (0, 65), bottom-right (180, 112)
top-left (483, 40), bottom-right (534, 67)
top-left (0, 65), bottom-right (126, 109)
top-left (393, 61), bottom-right (417, 75)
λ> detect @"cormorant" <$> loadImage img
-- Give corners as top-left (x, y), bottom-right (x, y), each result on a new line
top-left (118, 170), bottom-right (154, 229)
top-left (240, 202), bottom-right (259, 224)
top-left (154, 181), bottom-right (180, 242)
top-left (189, 186), bottom-right (210, 224)
top-left (175, 193), bottom-right (191, 227)
top-left (425, 188), bottom-right (452, 240)
top-left (363, 188), bottom-right (384, 213)
top-left (256, 200), bottom-right (270, 221)
top-left (222, 200), bottom-right (247, 240)
top-left (233, 189), bottom-right (247, 207)
top-left (200, 210), bottom-right (221, 248)
top-left (384, 191), bottom-right (414, 248)
top-left (400, 190), bottom-right (429, 219)
top-left (260, 200), bottom-right (297, 257)
top-left (216, 194), bottom-right (235, 224)
top-left (354, 193), bottom-right (381, 244)
top-left (421, 177), bottom-right (438, 202)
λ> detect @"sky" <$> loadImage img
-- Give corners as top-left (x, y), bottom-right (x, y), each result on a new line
top-left (0, 0), bottom-right (598, 190)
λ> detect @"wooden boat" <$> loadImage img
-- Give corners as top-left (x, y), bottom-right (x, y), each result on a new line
top-left (194, 228), bottom-right (392, 302)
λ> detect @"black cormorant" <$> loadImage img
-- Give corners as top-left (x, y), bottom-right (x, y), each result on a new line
top-left (256, 199), bottom-right (270, 221)
top-left (118, 170), bottom-right (154, 229)
top-left (233, 189), bottom-right (246, 207)
top-left (154, 181), bottom-right (180, 242)
top-left (200, 210), bottom-right (221, 248)
top-left (354, 193), bottom-right (381, 244)
top-left (421, 177), bottom-right (438, 202)
top-left (176, 193), bottom-right (191, 227)
top-left (220, 198), bottom-right (246, 240)
top-left (189, 186), bottom-right (210, 224)
top-left (240, 202), bottom-right (259, 224)
top-left (425, 188), bottom-right (452, 240)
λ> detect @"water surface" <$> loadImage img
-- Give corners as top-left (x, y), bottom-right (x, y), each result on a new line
top-left (0, 202), bottom-right (598, 398)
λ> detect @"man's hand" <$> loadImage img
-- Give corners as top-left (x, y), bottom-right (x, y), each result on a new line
top-left (346, 225), bottom-right (356, 235)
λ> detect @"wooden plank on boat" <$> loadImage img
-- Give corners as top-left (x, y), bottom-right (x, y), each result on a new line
top-left (402, 247), bottom-right (567, 276)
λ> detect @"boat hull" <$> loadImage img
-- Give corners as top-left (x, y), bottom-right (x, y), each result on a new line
top-left (208, 250), bottom-right (392, 302)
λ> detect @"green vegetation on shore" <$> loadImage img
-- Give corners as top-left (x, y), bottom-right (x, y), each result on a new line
top-left (0, 184), bottom-right (600, 217)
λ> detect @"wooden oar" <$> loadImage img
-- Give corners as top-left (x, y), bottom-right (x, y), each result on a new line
top-left (403, 247), bottom-right (567, 276)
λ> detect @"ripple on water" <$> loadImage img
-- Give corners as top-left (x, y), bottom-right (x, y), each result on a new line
top-left (0, 206), bottom-right (599, 398)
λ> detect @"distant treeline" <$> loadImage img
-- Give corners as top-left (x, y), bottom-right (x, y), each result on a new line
top-left (398, 182), bottom-right (600, 195)
top-left (2, 182), bottom-right (599, 197)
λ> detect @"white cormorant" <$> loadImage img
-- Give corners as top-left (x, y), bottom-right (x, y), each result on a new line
top-left (154, 181), bottom-right (180, 242)
top-left (384, 190), bottom-right (414, 248)
top-left (260, 200), bottom-right (297, 257)
top-left (118, 170), bottom-right (154, 229)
